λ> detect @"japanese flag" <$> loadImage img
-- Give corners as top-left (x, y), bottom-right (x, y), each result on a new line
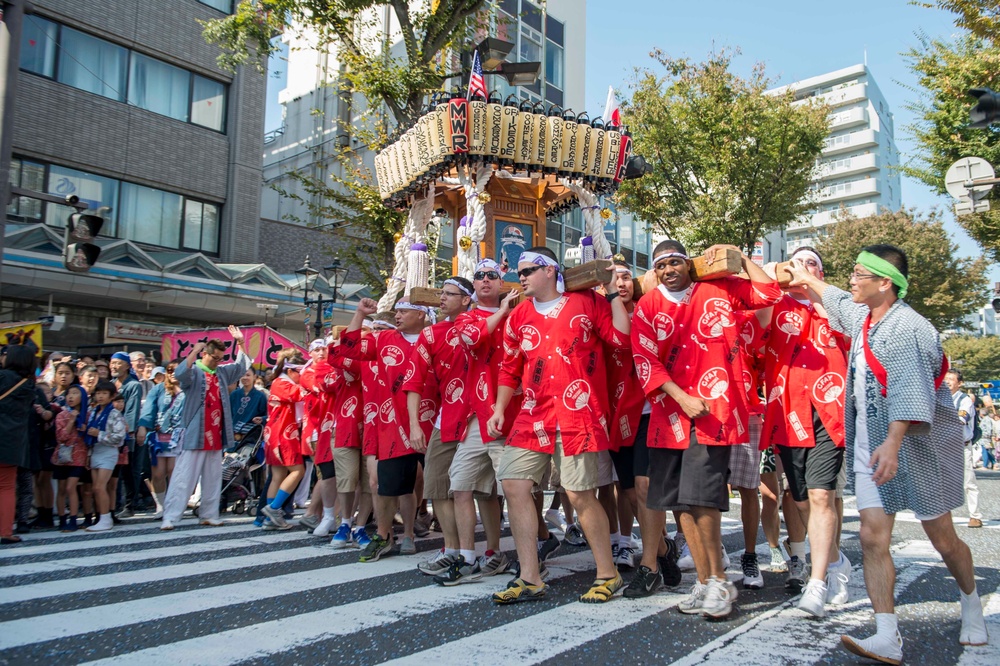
top-left (604, 85), bottom-right (621, 127)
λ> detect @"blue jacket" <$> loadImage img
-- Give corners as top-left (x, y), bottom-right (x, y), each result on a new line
top-left (229, 386), bottom-right (268, 429)
top-left (175, 351), bottom-right (251, 451)
top-left (117, 374), bottom-right (143, 433)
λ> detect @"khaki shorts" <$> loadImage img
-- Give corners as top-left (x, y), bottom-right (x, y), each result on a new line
top-left (423, 429), bottom-right (458, 501)
top-left (450, 419), bottom-right (504, 498)
top-left (597, 450), bottom-right (615, 487)
top-left (498, 440), bottom-right (599, 492)
top-left (333, 447), bottom-right (362, 494)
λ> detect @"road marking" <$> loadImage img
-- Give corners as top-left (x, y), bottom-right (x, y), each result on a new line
top-left (957, 589), bottom-right (1000, 665)
top-left (79, 549), bottom-right (600, 666)
top-left (382, 591), bottom-right (687, 665)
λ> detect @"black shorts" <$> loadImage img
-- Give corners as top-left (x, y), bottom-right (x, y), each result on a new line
top-left (317, 461), bottom-right (336, 479)
top-left (53, 465), bottom-right (85, 480)
top-left (377, 453), bottom-right (423, 497)
top-left (632, 415), bottom-right (651, 479)
top-left (40, 448), bottom-right (56, 472)
top-left (646, 430), bottom-right (731, 512)
top-left (112, 464), bottom-right (125, 477)
top-left (777, 410), bottom-right (843, 502)
top-left (610, 414), bottom-right (649, 490)
top-left (80, 468), bottom-right (93, 484)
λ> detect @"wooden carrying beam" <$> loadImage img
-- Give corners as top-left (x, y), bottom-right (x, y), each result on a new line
top-left (773, 261), bottom-right (794, 287)
top-left (563, 260), bottom-right (613, 291)
top-left (409, 287), bottom-right (442, 307)
top-left (688, 248), bottom-right (743, 281)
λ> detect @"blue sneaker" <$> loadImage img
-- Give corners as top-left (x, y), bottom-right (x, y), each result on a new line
top-left (331, 523), bottom-right (352, 549)
top-left (353, 526), bottom-right (371, 549)
top-left (253, 516), bottom-right (265, 528)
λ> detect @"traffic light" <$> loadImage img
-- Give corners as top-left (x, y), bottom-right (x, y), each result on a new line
top-left (968, 88), bottom-right (1000, 128)
top-left (983, 383), bottom-right (995, 389)
top-left (64, 213), bottom-right (103, 272)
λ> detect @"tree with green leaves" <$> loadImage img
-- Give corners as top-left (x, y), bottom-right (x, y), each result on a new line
top-left (942, 334), bottom-right (1000, 383)
top-left (614, 49), bottom-right (830, 254)
top-left (202, 1), bottom-right (488, 290)
top-left (903, 2), bottom-right (1000, 261)
top-left (815, 207), bottom-right (988, 330)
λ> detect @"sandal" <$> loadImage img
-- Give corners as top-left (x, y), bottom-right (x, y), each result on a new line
top-left (492, 578), bottom-right (547, 604)
top-left (1, 535), bottom-right (22, 545)
top-left (580, 573), bottom-right (624, 603)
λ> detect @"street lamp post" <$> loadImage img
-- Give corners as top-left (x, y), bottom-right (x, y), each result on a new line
top-left (296, 255), bottom-right (348, 339)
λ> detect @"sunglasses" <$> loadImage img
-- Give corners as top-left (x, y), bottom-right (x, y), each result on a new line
top-left (517, 265), bottom-right (546, 279)
top-left (474, 270), bottom-right (501, 281)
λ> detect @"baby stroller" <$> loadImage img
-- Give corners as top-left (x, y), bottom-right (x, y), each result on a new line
top-left (218, 422), bottom-right (265, 515)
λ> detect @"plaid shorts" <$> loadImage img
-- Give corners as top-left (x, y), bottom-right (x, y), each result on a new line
top-left (729, 414), bottom-right (762, 489)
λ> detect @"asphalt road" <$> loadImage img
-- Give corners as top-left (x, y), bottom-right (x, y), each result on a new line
top-left (1, 469), bottom-right (999, 665)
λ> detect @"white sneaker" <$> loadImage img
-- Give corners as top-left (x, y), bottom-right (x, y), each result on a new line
top-left (86, 514), bottom-right (113, 532)
top-left (798, 578), bottom-right (828, 618)
top-left (615, 544), bottom-right (636, 569)
top-left (312, 516), bottom-right (338, 537)
top-left (678, 581), bottom-right (708, 614)
top-left (702, 576), bottom-right (738, 619)
top-left (825, 554), bottom-right (851, 605)
top-left (841, 631), bottom-right (903, 665)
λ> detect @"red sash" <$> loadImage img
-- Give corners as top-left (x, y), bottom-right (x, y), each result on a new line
top-left (862, 313), bottom-right (948, 398)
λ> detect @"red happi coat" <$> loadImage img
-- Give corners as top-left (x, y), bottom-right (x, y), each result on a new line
top-left (453, 307), bottom-right (522, 439)
top-left (299, 361), bottom-right (336, 459)
top-left (328, 346), bottom-right (363, 450)
top-left (605, 307), bottom-right (646, 451)
top-left (499, 291), bottom-right (628, 456)
top-left (264, 375), bottom-right (305, 464)
top-left (401, 320), bottom-right (470, 443)
top-left (761, 295), bottom-right (849, 450)
top-left (303, 359), bottom-right (339, 464)
top-left (735, 311), bottom-right (766, 417)
top-left (631, 279), bottom-right (782, 449)
top-left (336, 328), bottom-right (439, 460)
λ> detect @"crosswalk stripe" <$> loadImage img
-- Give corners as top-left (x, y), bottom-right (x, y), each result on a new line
top-left (957, 590), bottom-right (1000, 665)
top-left (78, 549), bottom-right (600, 666)
top-left (0, 531), bottom-right (317, 578)
top-left (669, 540), bottom-right (945, 666)
top-left (0, 522), bottom-right (261, 559)
top-left (381, 590), bottom-right (688, 665)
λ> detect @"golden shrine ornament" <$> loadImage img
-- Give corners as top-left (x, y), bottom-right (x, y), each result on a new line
top-left (458, 236), bottom-right (473, 250)
top-left (600, 208), bottom-right (612, 220)
top-left (477, 192), bottom-right (491, 204)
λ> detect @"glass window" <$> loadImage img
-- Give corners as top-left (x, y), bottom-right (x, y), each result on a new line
top-left (636, 252), bottom-right (649, 270)
top-left (201, 203), bottom-right (219, 253)
top-left (7, 158), bottom-right (45, 221)
top-left (619, 217), bottom-right (633, 248)
top-left (520, 26), bottom-right (542, 63)
top-left (128, 53), bottom-right (190, 121)
top-left (191, 75), bottom-right (225, 131)
top-left (198, 0), bottom-right (233, 12)
top-left (499, 0), bottom-right (518, 18)
top-left (120, 183), bottom-right (182, 247)
top-left (522, 2), bottom-right (543, 30)
top-left (545, 17), bottom-right (564, 45)
top-left (57, 28), bottom-right (127, 101)
top-left (545, 41), bottom-right (563, 91)
top-left (21, 16), bottom-right (57, 77)
top-left (545, 238), bottom-right (561, 258)
top-left (546, 221), bottom-right (562, 241)
top-left (45, 165), bottom-right (119, 234)
top-left (565, 226), bottom-right (581, 247)
top-left (544, 86), bottom-right (563, 106)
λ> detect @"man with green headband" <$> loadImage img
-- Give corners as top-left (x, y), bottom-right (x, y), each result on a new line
top-left (786, 243), bottom-right (987, 663)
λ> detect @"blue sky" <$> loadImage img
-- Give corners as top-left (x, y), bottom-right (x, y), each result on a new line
top-left (265, 0), bottom-right (993, 279)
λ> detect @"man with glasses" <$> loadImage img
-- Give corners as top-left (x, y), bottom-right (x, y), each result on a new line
top-left (488, 247), bottom-right (630, 604)
top-left (756, 246), bottom-right (852, 616)
top-left (786, 244), bottom-right (987, 663)
top-left (161, 328), bottom-right (251, 530)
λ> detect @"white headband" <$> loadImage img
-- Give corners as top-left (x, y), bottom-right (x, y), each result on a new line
top-left (652, 251), bottom-right (688, 265)
top-left (395, 301), bottom-right (437, 325)
top-left (615, 266), bottom-right (633, 278)
top-left (520, 251), bottom-right (564, 294)
top-left (443, 279), bottom-right (473, 297)
top-left (476, 259), bottom-right (501, 274)
top-left (284, 362), bottom-right (306, 371)
top-left (791, 249), bottom-right (823, 272)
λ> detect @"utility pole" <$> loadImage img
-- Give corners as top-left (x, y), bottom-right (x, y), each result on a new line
top-left (0, 0), bottom-right (28, 300)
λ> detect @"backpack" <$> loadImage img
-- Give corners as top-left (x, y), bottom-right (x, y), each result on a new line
top-left (972, 407), bottom-right (982, 443)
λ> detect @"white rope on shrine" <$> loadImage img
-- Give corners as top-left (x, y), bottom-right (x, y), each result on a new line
top-left (456, 163), bottom-right (495, 280)
top-left (378, 182), bottom-right (436, 311)
top-left (561, 178), bottom-right (612, 260)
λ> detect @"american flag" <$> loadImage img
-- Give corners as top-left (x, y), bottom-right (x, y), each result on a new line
top-left (467, 50), bottom-right (487, 100)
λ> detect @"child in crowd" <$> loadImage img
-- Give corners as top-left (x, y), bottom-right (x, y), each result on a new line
top-left (52, 385), bottom-right (89, 532)
top-left (84, 382), bottom-right (127, 532)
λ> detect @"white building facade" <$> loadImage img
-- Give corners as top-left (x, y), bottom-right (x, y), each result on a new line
top-left (765, 64), bottom-right (902, 259)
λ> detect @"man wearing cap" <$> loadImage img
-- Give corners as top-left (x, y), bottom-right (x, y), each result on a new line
top-left (488, 246), bottom-right (630, 605)
top-left (109, 351), bottom-right (144, 518)
top-left (335, 298), bottom-right (439, 561)
top-left (630, 240), bottom-right (781, 620)
top-left (786, 243), bottom-right (987, 663)
top-left (161, 326), bottom-right (251, 530)
top-left (756, 246), bottom-right (852, 615)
